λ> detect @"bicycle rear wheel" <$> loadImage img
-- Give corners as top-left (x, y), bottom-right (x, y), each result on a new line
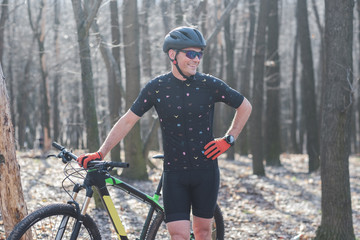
top-left (146, 204), bottom-right (224, 240)
top-left (212, 203), bottom-right (224, 240)
top-left (145, 211), bottom-right (165, 240)
top-left (8, 203), bottom-right (101, 240)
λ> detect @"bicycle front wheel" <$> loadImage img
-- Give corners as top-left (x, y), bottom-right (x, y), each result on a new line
top-left (8, 203), bottom-right (101, 240)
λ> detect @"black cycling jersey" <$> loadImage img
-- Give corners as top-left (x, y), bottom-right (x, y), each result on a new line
top-left (131, 72), bottom-right (244, 171)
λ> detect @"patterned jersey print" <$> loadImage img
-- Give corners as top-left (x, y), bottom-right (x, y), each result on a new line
top-left (131, 72), bottom-right (244, 171)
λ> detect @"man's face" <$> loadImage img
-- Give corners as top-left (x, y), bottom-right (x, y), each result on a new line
top-left (170, 47), bottom-right (203, 77)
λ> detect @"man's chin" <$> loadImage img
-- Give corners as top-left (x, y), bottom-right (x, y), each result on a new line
top-left (187, 69), bottom-right (197, 76)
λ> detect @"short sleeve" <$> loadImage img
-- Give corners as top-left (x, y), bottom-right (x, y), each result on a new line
top-left (130, 81), bottom-right (156, 117)
top-left (212, 77), bottom-right (244, 108)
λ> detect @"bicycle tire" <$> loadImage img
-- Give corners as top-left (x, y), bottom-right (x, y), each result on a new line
top-left (213, 203), bottom-right (224, 240)
top-left (145, 211), bottom-right (165, 240)
top-left (7, 203), bottom-right (101, 240)
top-left (146, 204), bottom-right (224, 240)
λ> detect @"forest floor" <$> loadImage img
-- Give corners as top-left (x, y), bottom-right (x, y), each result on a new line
top-left (0, 151), bottom-right (359, 240)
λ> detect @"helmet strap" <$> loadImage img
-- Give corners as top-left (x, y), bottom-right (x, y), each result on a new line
top-left (168, 51), bottom-right (191, 81)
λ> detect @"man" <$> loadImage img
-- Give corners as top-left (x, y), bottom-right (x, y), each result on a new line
top-left (77, 26), bottom-right (252, 240)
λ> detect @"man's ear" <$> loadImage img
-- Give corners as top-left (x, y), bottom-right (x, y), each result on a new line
top-left (168, 49), bottom-right (177, 64)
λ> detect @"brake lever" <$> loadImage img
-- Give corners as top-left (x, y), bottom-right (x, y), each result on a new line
top-left (46, 153), bottom-right (69, 165)
top-left (63, 152), bottom-right (74, 162)
top-left (56, 151), bottom-right (70, 164)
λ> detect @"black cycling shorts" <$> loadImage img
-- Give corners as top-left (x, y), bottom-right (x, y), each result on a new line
top-left (163, 167), bottom-right (220, 223)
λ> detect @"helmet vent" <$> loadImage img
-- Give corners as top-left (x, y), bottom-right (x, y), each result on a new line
top-left (170, 33), bottom-right (179, 39)
top-left (180, 31), bottom-right (191, 39)
top-left (194, 31), bottom-right (202, 41)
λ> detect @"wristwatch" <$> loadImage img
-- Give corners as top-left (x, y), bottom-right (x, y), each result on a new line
top-left (224, 135), bottom-right (235, 146)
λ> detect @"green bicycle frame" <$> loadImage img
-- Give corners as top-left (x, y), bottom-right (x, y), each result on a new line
top-left (82, 170), bottom-right (164, 240)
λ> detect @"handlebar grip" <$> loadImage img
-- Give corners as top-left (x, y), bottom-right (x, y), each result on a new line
top-left (111, 162), bottom-right (130, 168)
top-left (88, 161), bottom-right (129, 169)
top-left (52, 142), bottom-right (64, 150)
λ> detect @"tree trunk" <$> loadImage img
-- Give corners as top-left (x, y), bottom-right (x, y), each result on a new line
top-left (71, 0), bottom-right (101, 152)
top-left (199, 0), bottom-right (210, 80)
top-left (357, 1), bottom-right (360, 154)
top-left (71, 0), bottom-right (102, 208)
top-left (53, 0), bottom-right (60, 142)
top-left (109, 0), bottom-right (123, 164)
top-left (18, 46), bottom-right (34, 149)
top-left (291, 31), bottom-right (300, 153)
top-left (0, 64), bottom-right (30, 239)
top-left (141, 0), bottom-right (152, 79)
top-left (224, 0), bottom-right (236, 160)
top-left (122, 0), bottom-right (148, 180)
top-left (315, 1), bottom-right (355, 239)
top-left (311, 0), bottom-right (325, 104)
top-left (160, 0), bottom-right (171, 70)
top-left (0, 0), bottom-right (8, 62)
top-left (174, 0), bottom-right (183, 26)
top-left (5, 8), bottom-right (14, 130)
top-left (91, 17), bottom-right (124, 164)
top-left (239, 0), bottom-right (255, 156)
top-left (140, 0), bottom-right (160, 159)
top-left (264, 0), bottom-right (281, 166)
top-left (250, 0), bottom-right (267, 176)
top-left (297, 0), bottom-right (320, 172)
top-left (160, 0), bottom-right (171, 35)
top-left (28, 0), bottom-right (52, 152)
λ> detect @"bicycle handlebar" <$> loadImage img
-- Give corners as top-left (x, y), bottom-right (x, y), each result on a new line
top-left (51, 142), bottom-right (129, 169)
top-left (52, 142), bottom-right (78, 160)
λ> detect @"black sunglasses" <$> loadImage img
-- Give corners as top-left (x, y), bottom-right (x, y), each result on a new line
top-left (178, 50), bottom-right (204, 60)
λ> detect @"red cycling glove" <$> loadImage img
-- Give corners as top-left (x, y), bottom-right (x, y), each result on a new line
top-left (77, 151), bottom-right (103, 169)
top-left (204, 138), bottom-right (231, 160)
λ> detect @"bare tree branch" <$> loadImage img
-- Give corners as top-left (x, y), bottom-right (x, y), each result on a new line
top-left (206, 0), bottom-right (239, 45)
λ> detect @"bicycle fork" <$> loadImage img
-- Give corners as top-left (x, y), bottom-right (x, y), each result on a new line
top-left (59, 182), bottom-right (130, 240)
top-left (55, 183), bottom-right (89, 240)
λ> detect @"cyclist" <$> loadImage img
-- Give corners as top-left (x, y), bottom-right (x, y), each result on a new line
top-left (77, 26), bottom-right (252, 240)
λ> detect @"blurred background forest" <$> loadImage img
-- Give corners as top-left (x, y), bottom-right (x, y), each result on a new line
top-left (0, 0), bottom-right (359, 239)
top-left (0, 0), bottom-right (359, 173)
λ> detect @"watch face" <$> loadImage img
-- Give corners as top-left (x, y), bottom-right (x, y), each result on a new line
top-left (226, 135), bottom-right (235, 145)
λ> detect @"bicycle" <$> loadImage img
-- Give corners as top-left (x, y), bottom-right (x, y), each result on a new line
top-left (8, 142), bottom-right (225, 240)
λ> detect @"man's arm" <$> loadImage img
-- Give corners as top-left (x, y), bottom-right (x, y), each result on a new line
top-left (99, 109), bottom-right (141, 157)
top-left (226, 97), bottom-right (252, 140)
top-left (204, 97), bottom-right (252, 160)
